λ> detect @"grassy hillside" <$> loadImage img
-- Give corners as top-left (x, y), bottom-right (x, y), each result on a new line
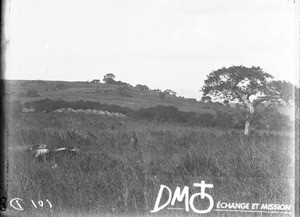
top-left (5, 80), bottom-right (233, 115)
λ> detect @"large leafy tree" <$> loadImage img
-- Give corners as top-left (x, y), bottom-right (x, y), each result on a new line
top-left (201, 65), bottom-right (294, 135)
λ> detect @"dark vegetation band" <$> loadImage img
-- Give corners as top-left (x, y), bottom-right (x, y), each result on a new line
top-left (10, 98), bottom-right (292, 131)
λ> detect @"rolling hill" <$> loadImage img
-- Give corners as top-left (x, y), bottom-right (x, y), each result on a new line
top-left (5, 79), bottom-right (234, 115)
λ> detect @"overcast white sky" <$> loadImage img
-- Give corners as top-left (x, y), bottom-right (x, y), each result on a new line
top-left (6, 0), bottom-right (297, 99)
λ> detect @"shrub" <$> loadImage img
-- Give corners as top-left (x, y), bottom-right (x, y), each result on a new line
top-left (25, 89), bottom-right (39, 97)
top-left (158, 92), bottom-right (166, 100)
top-left (56, 84), bottom-right (67, 89)
top-left (214, 110), bottom-right (235, 129)
top-left (135, 84), bottom-right (149, 92)
top-left (264, 113), bottom-right (291, 131)
top-left (8, 100), bottom-right (23, 117)
top-left (136, 106), bottom-right (179, 122)
top-left (91, 79), bottom-right (100, 83)
top-left (213, 102), bottom-right (223, 107)
top-left (255, 105), bottom-right (292, 131)
top-left (195, 113), bottom-right (214, 127)
top-left (115, 80), bottom-right (131, 86)
top-left (233, 112), bottom-right (245, 129)
top-left (117, 86), bottom-right (132, 97)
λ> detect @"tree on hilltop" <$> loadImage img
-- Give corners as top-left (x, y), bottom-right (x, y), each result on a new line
top-left (103, 73), bottom-right (116, 84)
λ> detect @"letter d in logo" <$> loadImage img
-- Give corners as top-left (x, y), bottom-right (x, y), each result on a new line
top-left (150, 185), bottom-right (172, 213)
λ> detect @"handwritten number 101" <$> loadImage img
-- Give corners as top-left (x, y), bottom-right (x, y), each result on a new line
top-left (31, 199), bottom-right (52, 208)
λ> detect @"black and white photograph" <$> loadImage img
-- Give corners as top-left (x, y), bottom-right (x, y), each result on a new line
top-left (2, 0), bottom-right (299, 216)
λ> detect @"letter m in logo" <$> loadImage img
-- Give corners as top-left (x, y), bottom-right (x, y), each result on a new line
top-left (170, 186), bottom-right (190, 211)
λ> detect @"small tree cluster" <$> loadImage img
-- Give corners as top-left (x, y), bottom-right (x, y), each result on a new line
top-left (103, 73), bottom-right (131, 86)
top-left (91, 79), bottom-right (100, 83)
top-left (135, 84), bottom-right (149, 93)
top-left (164, 89), bottom-right (177, 97)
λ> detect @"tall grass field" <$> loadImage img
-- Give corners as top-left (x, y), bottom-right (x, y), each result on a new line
top-left (5, 111), bottom-right (294, 217)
